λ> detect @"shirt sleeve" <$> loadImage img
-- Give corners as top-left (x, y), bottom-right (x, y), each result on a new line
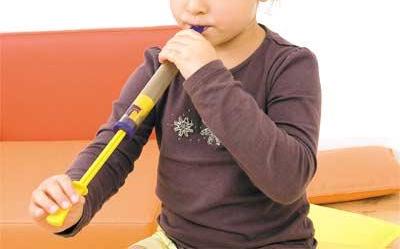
top-left (54, 46), bottom-right (162, 237)
top-left (182, 47), bottom-right (321, 205)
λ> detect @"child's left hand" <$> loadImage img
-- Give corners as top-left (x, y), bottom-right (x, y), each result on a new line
top-left (158, 28), bottom-right (218, 80)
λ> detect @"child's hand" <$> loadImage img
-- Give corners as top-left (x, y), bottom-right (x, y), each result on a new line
top-left (158, 28), bottom-right (218, 80)
top-left (28, 174), bottom-right (85, 233)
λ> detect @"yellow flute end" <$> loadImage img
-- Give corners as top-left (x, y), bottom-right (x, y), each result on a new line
top-left (46, 208), bottom-right (71, 227)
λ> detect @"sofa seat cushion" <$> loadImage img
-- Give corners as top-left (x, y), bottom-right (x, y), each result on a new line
top-left (1, 139), bottom-right (161, 248)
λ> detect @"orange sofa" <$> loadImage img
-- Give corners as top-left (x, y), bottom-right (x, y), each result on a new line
top-left (1, 25), bottom-right (399, 249)
top-left (1, 25), bottom-right (180, 249)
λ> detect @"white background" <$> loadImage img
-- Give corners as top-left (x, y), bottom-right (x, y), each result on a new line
top-left (1, 0), bottom-right (399, 152)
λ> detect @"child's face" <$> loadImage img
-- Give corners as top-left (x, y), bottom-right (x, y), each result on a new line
top-left (170, 0), bottom-right (264, 46)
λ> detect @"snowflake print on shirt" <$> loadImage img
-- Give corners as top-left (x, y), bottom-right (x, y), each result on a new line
top-left (173, 115), bottom-right (194, 139)
top-left (200, 127), bottom-right (221, 146)
top-left (170, 107), bottom-right (223, 148)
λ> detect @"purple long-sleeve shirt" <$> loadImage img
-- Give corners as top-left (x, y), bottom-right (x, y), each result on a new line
top-left (55, 23), bottom-right (321, 249)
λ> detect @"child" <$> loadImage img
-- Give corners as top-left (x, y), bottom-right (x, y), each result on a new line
top-left (29, 0), bottom-right (321, 248)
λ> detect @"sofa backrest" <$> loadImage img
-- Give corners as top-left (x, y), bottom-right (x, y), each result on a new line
top-left (0, 25), bottom-right (179, 141)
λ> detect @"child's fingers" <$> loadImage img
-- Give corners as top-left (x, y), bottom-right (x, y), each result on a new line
top-left (32, 188), bottom-right (59, 214)
top-left (79, 195), bottom-right (86, 205)
top-left (43, 181), bottom-right (72, 210)
top-left (29, 201), bottom-right (46, 221)
top-left (56, 175), bottom-right (80, 204)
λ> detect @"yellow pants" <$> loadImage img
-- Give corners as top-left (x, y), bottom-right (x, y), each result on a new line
top-left (129, 224), bottom-right (178, 249)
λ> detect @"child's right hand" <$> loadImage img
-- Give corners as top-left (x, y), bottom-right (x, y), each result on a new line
top-left (28, 174), bottom-right (86, 233)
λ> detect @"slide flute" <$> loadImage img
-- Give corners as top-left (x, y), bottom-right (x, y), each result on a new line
top-left (46, 25), bottom-right (206, 227)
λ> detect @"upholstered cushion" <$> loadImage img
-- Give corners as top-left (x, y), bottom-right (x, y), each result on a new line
top-left (307, 146), bottom-right (400, 204)
top-left (309, 203), bottom-right (400, 248)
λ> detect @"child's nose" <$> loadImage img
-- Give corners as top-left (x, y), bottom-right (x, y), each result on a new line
top-left (184, 0), bottom-right (208, 15)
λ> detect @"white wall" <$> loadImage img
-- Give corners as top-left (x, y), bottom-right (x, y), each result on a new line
top-left (1, 0), bottom-right (399, 151)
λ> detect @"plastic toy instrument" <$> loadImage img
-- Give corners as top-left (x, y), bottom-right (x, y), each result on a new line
top-left (46, 25), bottom-right (206, 227)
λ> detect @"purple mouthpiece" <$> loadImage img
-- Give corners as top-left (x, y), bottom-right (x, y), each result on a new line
top-left (191, 25), bottom-right (205, 33)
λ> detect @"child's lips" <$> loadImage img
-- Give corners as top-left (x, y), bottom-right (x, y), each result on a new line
top-left (186, 24), bottom-right (212, 32)
top-left (198, 26), bottom-right (212, 32)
